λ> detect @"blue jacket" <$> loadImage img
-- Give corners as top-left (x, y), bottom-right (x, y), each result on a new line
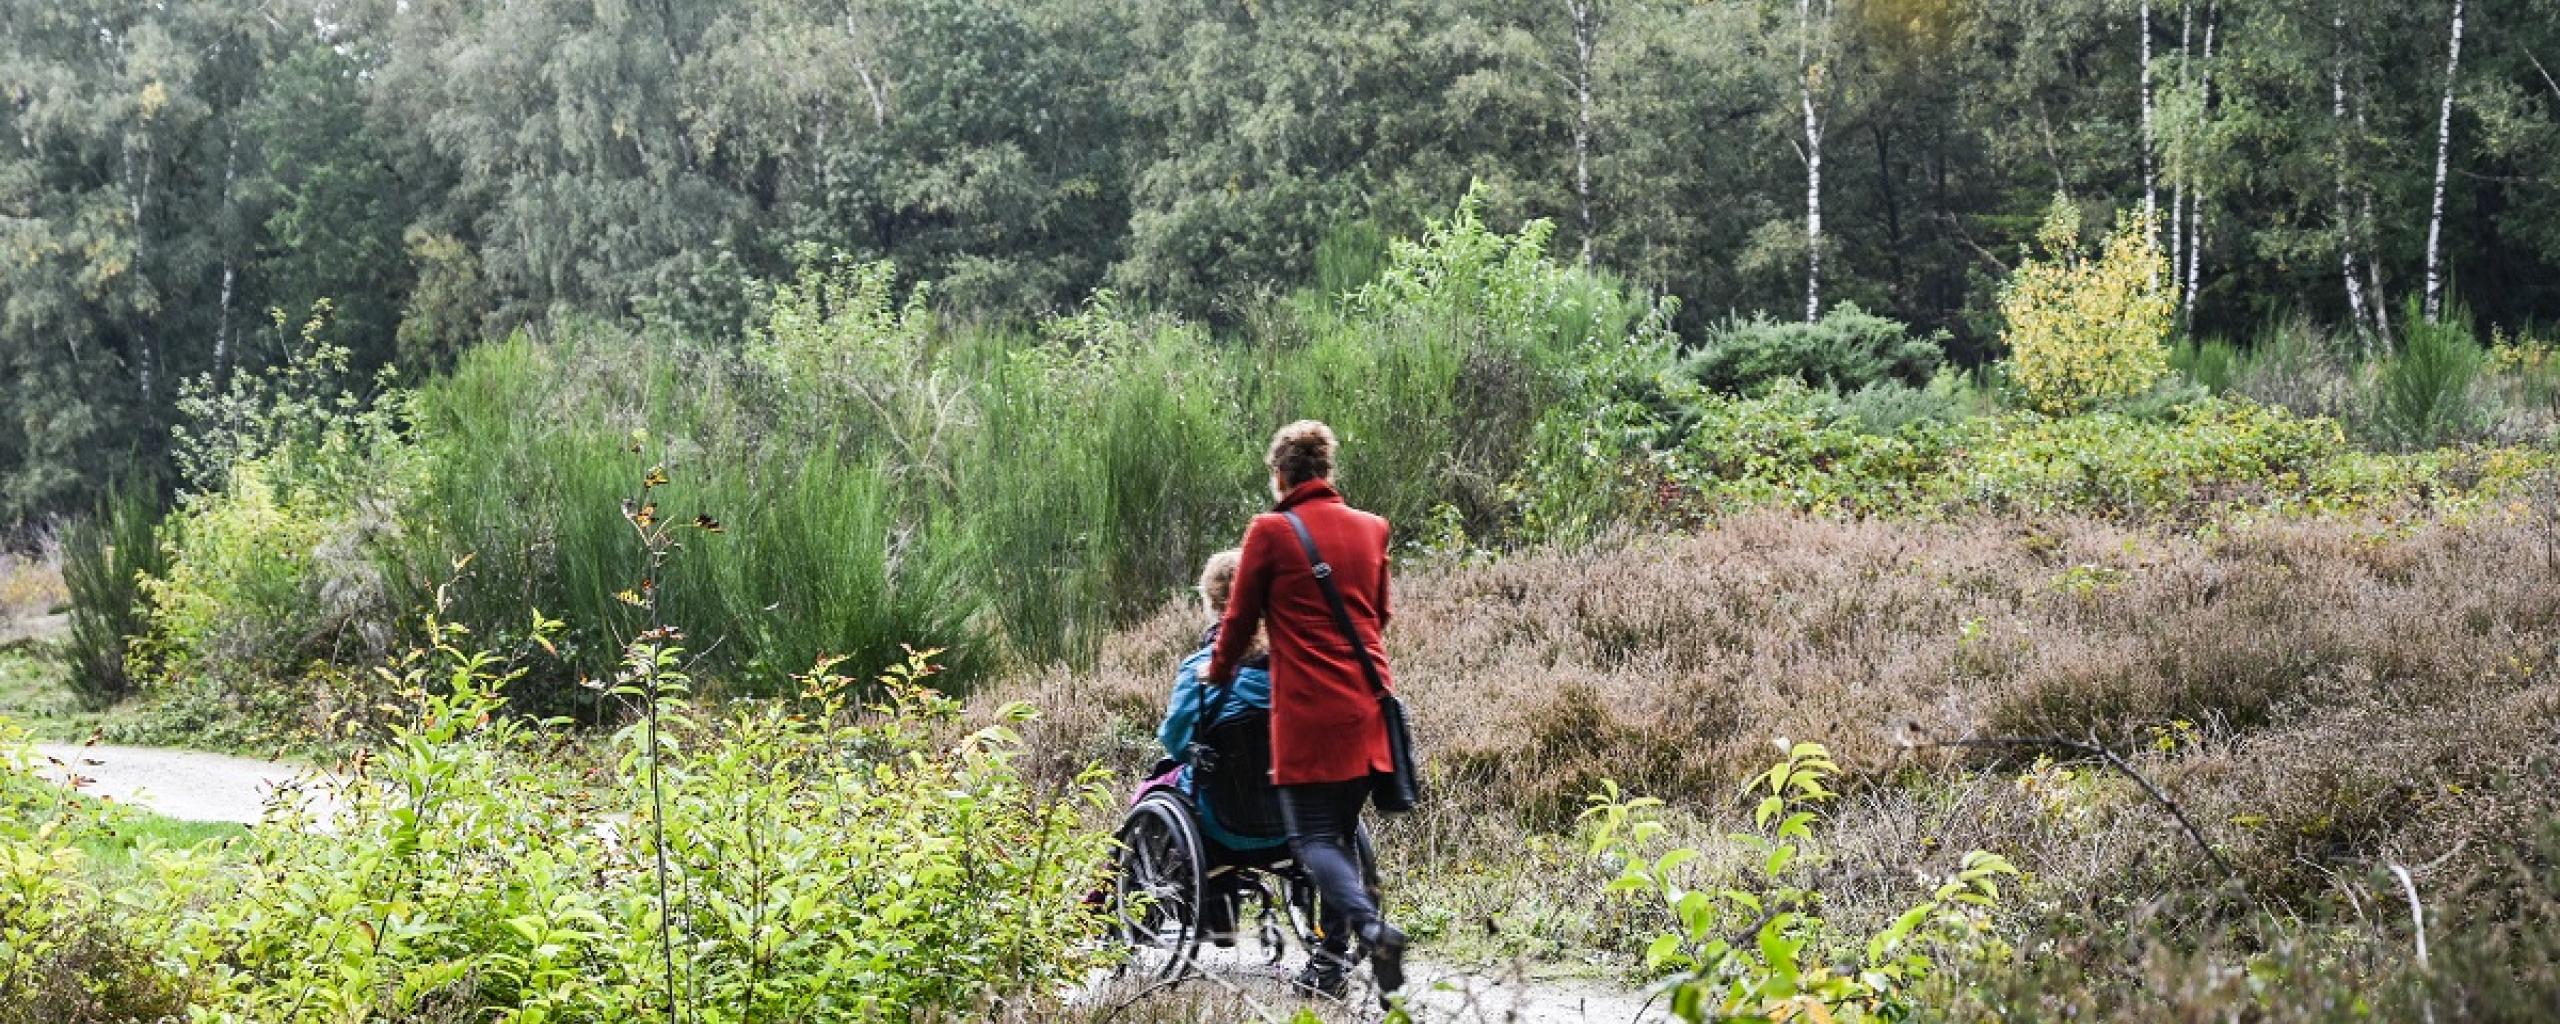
top-left (1159, 642), bottom-right (1271, 761)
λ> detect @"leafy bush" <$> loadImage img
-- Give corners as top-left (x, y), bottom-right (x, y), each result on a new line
top-left (61, 481), bottom-right (167, 708)
top-left (1681, 303), bottom-right (1947, 397)
top-left (1583, 744), bottom-right (2018, 1022)
top-left (2000, 197), bottom-right (2175, 413)
top-left (1522, 376), bottom-right (2549, 529)
top-left (139, 310), bottom-right (425, 697)
top-left (2363, 298), bottom-right (2490, 451)
top-left (0, 604), bottom-right (1112, 1021)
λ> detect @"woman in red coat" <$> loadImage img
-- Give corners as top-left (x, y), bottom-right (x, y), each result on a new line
top-left (1207, 420), bottom-right (1409, 1000)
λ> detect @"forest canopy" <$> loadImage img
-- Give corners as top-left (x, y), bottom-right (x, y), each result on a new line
top-left (6, 0), bottom-right (2558, 528)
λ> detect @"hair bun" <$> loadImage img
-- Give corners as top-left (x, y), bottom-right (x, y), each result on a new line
top-left (1266, 419), bottom-right (1338, 486)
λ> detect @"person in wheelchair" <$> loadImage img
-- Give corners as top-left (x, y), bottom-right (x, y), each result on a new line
top-left (1139, 549), bottom-right (1365, 998)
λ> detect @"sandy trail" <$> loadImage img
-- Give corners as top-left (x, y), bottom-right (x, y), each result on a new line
top-left (32, 742), bottom-right (342, 824)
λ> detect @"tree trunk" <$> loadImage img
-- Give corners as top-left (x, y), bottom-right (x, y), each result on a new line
top-left (846, 13), bottom-right (890, 128)
top-left (2423, 0), bottom-right (2466, 323)
top-left (215, 118), bottom-right (239, 384)
top-left (2184, 2), bottom-right (2215, 325)
top-left (1569, 0), bottom-right (1597, 264)
top-left (2139, 0), bottom-right (2156, 231)
top-left (2332, 10), bottom-right (2374, 347)
top-left (1874, 121), bottom-right (1904, 302)
top-left (2171, 1), bottom-right (2191, 290)
top-left (1799, 0), bottom-right (1828, 322)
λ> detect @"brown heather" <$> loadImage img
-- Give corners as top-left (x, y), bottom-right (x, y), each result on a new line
top-left (995, 511), bottom-right (2560, 928)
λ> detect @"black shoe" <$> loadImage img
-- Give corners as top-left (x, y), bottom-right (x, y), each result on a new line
top-left (1359, 919), bottom-right (1409, 996)
top-left (1290, 957), bottom-right (1350, 1000)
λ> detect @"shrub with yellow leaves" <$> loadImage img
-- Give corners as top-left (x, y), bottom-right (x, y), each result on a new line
top-left (2000, 195), bottom-right (2177, 413)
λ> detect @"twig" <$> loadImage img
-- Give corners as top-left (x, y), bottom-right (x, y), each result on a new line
top-left (1902, 730), bottom-right (2244, 894)
top-left (2389, 863), bottom-right (2436, 1024)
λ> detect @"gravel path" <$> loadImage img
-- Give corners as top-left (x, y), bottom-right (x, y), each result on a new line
top-left (33, 743), bottom-right (342, 824)
top-left (1080, 947), bottom-right (1666, 1023)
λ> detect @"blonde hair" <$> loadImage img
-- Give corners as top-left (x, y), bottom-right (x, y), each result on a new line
top-left (1266, 419), bottom-right (1337, 487)
top-left (1196, 549), bottom-right (1244, 614)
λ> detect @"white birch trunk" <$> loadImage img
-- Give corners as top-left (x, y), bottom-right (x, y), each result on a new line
top-left (846, 14), bottom-right (889, 127)
top-left (2184, 3), bottom-right (2215, 324)
top-left (2139, 0), bottom-right (2156, 231)
top-left (1800, 0), bottom-right (1827, 321)
top-left (215, 118), bottom-right (239, 383)
top-left (2171, 2), bottom-right (2191, 288)
top-left (2332, 11), bottom-right (2373, 345)
top-left (1570, 0), bottom-right (1596, 264)
top-left (2422, 0), bottom-right (2466, 323)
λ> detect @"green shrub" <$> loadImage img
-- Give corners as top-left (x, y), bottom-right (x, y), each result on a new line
top-left (0, 602), bottom-right (1113, 1021)
top-left (61, 481), bottom-right (166, 709)
top-left (1529, 376), bottom-right (2550, 527)
top-left (139, 309), bottom-right (425, 696)
top-left (2169, 337), bottom-right (2243, 393)
top-left (1681, 303), bottom-right (1947, 397)
top-left (2231, 314), bottom-right (2355, 420)
top-left (1584, 745), bottom-right (2019, 1022)
top-left (2363, 298), bottom-right (2490, 451)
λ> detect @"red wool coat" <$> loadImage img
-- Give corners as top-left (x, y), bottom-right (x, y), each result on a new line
top-left (1208, 479), bottom-right (1396, 786)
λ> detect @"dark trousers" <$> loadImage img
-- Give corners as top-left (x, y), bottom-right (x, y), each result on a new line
top-left (1279, 776), bottom-right (1382, 958)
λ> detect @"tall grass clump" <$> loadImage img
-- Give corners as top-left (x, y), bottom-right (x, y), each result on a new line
top-left (2231, 314), bottom-right (2355, 419)
top-left (962, 306), bottom-right (1259, 665)
top-left (2168, 337), bottom-right (2242, 393)
top-left (412, 327), bottom-right (985, 707)
top-left (60, 482), bottom-right (167, 708)
top-left (2363, 298), bottom-right (2490, 451)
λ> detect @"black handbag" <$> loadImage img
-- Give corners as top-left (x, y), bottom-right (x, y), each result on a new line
top-left (1281, 510), bottom-right (1422, 814)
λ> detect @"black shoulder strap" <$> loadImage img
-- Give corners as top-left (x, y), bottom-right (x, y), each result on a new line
top-left (1281, 510), bottom-right (1388, 699)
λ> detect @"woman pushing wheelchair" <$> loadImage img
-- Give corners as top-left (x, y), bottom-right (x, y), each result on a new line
top-left (1112, 420), bottom-right (1413, 1004)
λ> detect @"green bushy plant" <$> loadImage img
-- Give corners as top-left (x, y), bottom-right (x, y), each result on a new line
top-left (139, 306), bottom-right (425, 704)
top-left (2363, 299), bottom-right (2490, 451)
top-left (2169, 337), bottom-right (2243, 393)
top-left (61, 481), bottom-right (167, 708)
top-left (4, 526), bottom-right (1116, 1023)
top-left (1681, 303), bottom-right (1947, 397)
top-left (1583, 743), bottom-right (2018, 1022)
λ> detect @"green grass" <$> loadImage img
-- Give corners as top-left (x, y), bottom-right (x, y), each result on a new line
top-left (74, 809), bottom-right (247, 876)
top-left (0, 649), bottom-right (101, 741)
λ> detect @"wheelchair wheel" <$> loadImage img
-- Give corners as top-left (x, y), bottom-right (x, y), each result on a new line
top-left (1112, 792), bottom-right (1205, 979)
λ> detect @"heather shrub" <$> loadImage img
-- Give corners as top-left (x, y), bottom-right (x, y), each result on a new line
top-left (1681, 303), bottom-right (1947, 397)
top-left (1999, 197), bottom-right (2175, 413)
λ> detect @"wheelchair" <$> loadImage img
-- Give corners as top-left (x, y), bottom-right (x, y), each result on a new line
top-left (1109, 707), bottom-right (1376, 981)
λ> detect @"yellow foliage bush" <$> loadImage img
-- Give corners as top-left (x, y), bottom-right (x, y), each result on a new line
top-left (2001, 196), bottom-right (2176, 413)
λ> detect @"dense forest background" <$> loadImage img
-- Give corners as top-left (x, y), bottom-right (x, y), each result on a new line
top-left (7, 0), bottom-right (2560, 529)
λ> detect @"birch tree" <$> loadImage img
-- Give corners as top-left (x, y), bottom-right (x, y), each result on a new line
top-left (2182, 1), bottom-right (2215, 324)
top-left (1797, 0), bottom-right (1837, 321)
top-left (2423, 0), bottom-right (2467, 323)
top-left (1568, 0), bottom-right (1599, 263)
top-left (2139, 0), bottom-right (2156, 230)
